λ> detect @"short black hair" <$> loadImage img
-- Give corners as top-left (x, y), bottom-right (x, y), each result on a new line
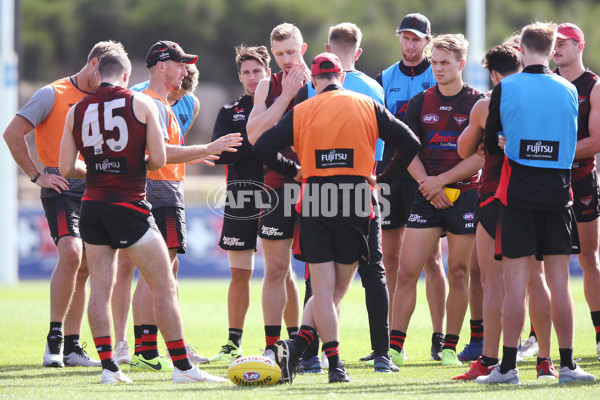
top-left (482, 44), bottom-right (521, 76)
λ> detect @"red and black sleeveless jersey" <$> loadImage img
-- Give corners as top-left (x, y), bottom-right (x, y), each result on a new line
top-left (264, 71), bottom-right (300, 190)
top-left (406, 84), bottom-right (484, 192)
top-left (73, 83), bottom-right (147, 203)
top-left (556, 68), bottom-right (598, 181)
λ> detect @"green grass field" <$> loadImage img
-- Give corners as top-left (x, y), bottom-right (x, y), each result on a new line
top-left (1, 278), bottom-right (599, 399)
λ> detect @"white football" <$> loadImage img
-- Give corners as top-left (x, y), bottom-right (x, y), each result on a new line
top-left (227, 355), bottom-right (281, 386)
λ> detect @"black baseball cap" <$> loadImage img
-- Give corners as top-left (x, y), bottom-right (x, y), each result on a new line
top-left (145, 40), bottom-right (198, 68)
top-left (396, 13), bottom-right (431, 38)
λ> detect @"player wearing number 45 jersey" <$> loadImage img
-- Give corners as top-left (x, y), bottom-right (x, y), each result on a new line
top-left (3, 41), bottom-right (127, 369)
top-left (59, 51), bottom-right (226, 385)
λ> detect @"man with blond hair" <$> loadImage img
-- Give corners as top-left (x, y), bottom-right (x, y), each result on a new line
top-left (375, 14), bottom-right (448, 364)
top-left (383, 33), bottom-right (485, 367)
top-left (3, 40), bottom-right (128, 368)
top-left (247, 23), bottom-right (310, 357)
top-left (479, 21), bottom-right (594, 384)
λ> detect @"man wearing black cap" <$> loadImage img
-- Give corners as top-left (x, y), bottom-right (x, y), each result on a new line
top-left (130, 40), bottom-right (242, 372)
top-left (554, 23), bottom-right (600, 360)
top-left (375, 12), bottom-right (447, 365)
top-left (255, 53), bottom-right (420, 384)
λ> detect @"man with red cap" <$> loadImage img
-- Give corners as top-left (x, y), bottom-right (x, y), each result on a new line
top-left (254, 52), bottom-right (420, 384)
top-left (554, 23), bottom-right (600, 360)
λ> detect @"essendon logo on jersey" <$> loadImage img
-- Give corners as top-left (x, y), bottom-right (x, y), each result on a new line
top-left (453, 114), bottom-right (468, 126)
top-left (579, 96), bottom-right (587, 104)
top-left (427, 130), bottom-right (459, 149)
top-left (519, 139), bottom-right (559, 161)
top-left (315, 149), bottom-right (354, 169)
top-left (234, 107), bottom-right (245, 113)
top-left (422, 114), bottom-right (439, 124)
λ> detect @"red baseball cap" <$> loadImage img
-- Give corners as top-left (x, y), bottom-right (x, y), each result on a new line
top-left (557, 23), bottom-right (585, 45)
top-left (311, 52), bottom-right (343, 76)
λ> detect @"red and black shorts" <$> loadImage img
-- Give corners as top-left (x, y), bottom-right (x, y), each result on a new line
top-left (406, 188), bottom-right (478, 235)
top-left (258, 185), bottom-right (298, 240)
top-left (572, 170), bottom-right (600, 223)
top-left (495, 205), bottom-right (580, 260)
top-left (475, 192), bottom-right (500, 239)
top-left (80, 200), bottom-right (157, 249)
top-left (41, 194), bottom-right (82, 245)
top-left (151, 206), bottom-right (186, 254)
top-left (380, 178), bottom-right (418, 230)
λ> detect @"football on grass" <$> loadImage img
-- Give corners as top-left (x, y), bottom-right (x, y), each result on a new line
top-left (227, 355), bottom-right (281, 386)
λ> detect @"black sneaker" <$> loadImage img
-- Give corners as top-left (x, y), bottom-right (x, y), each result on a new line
top-left (359, 351), bottom-right (376, 362)
top-left (274, 339), bottom-right (298, 384)
top-left (328, 362), bottom-right (352, 383)
top-left (430, 333), bottom-right (444, 361)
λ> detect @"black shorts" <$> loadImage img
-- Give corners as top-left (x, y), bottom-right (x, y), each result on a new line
top-left (406, 188), bottom-right (478, 234)
top-left (475, 193), bottom-right (500, 239)
top-left (219, 216), bottom-right (259, 251)
top-left (496, 205), bottom-right (580, 259)
top-left (152, 206), bottom-right (186, 254)
top-left (41, 194), bottom-right (82, 244)
top-left (572, 170), bottom-right (600, 223)
top-left (380, 179), bottom-right (418, 230)
top-left (258, 185), bottom-right (298, 240)
top-left (80, 200), bottom-right (157, 249)
top-left (299, 216), bottom-right (369, 264)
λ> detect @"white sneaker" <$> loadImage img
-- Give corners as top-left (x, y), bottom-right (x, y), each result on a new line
top-left (321, 351), bottom-right (329, 368)
top-left (63, 344), bottom-right (101, 367)
top-left (100, 369), bottom-right (133, 384)
top-left (476, 367), bottom-right (520, 384)
top-left (43, 340), bottom-right (64, 368)
top-left (114, 341), bottom-right (132, 364)
top-left (520, 336), bottom-right (539, 357)
top-left (172, 365), bottom-right (227, 384)
top-left (558, 364), bottom-right (596, 383)
top-left (165, 345), bottom-right (209, 364)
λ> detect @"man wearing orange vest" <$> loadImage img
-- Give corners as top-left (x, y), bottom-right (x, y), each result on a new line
top-left (130, 40), bottom-right (242, 372)
top-left (255, 53), bottom-right (420, 384)
top-left (3, 41), bottom-right (126, 368)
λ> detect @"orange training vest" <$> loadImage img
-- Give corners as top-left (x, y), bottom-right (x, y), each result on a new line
top-left (143, 89), bottom-right (185, 182)
top-left (34, 78), bottom-right (88, 167)
top-left (293, 89), bottom-right (379, 178)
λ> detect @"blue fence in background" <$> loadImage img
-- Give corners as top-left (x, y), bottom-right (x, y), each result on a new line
top-left (18, 205), bottom-right (585, 279)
